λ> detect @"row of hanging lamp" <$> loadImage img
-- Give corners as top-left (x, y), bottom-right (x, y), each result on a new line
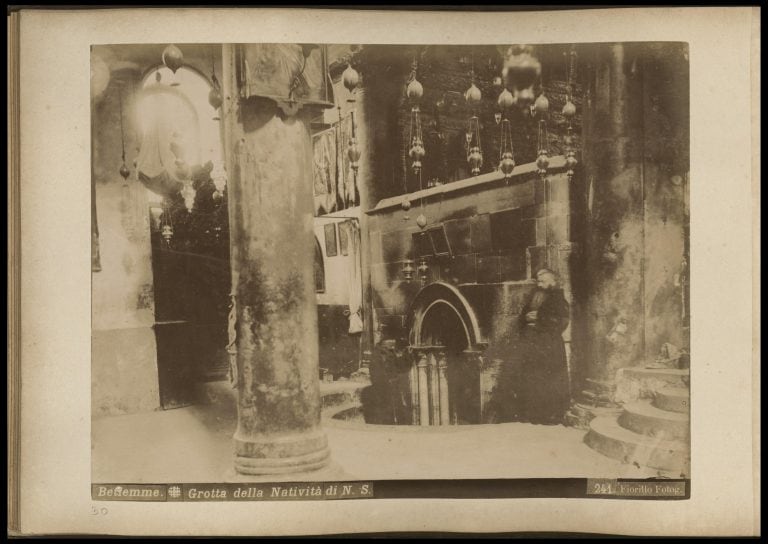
top-left (563, 45), bottom-right (579, 182)
top-left (464, 55), bottom-right (484, 177)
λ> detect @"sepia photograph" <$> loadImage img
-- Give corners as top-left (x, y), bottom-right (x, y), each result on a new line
top-left (90, 40), bottom-right (692, 487)
top-left (9, 5), bottom-right (759, 537)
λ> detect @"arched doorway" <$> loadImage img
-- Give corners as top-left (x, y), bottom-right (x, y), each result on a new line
top-left (136, 65), bottom-right (231, 409)
top-left (407, 283), bottom-right (485, 425)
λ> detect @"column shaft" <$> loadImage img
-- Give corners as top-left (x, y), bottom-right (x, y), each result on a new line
top-left (222, 44), bottom-right (329, 475)
top-left (437, 354), bottom-right (450, 425)
top-left (417, 354), bottom-right (430, 427)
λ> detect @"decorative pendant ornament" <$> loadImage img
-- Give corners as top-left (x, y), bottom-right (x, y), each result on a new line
top-left (562, 100), bottom-right (577, 119)
top-left (406, 78), bottom-right (424, 102)
top-left (162, 44), bottom-right (184, 74)
top-left (497, 88), bottom-right (516, 110)
top-left (494, 112), bottom-right (502, 124)
top-left (119, 164), bottom-right (131, 180)
top-left (464, 83), bottom-right (482, 105)
top-left (342, 64), bottom-right (360, 95)
top-left (492, 76), bottom-right (503, 91)
top-left (534, 92), bottom-right (550, 115)
top-left (466, 115), bottom-right (483, 176)
top-left (416, 213), bottom-right (427, 229)
top-left (401, 196), bottom-right (412, 222)
top-left (208, 86), bottom-right (223, 110)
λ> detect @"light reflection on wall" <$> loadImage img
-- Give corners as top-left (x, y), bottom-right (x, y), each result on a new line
top-left (137, 65), bottom-right (224, 203)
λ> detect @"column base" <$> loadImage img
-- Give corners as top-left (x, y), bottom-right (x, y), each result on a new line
top-left (233, 429), bottom-right (331, 476)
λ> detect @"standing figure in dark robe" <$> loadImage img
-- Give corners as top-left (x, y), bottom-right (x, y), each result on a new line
top-left (517, 268), bottom-right (571, 425)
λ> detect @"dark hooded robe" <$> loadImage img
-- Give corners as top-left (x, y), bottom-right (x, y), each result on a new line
top-left (517, 287), bottom-right (571, 424)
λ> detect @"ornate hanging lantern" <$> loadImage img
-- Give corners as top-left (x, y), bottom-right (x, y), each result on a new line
top-left (162, 44), bottom-right (184, 74)
top-left (498, 117), bottom-right (515, 181)
top-left (466, 115), bottom-right (483, 176)
top-left (342, 64), bottom-right (360, 95)
top-left (348, 111), bottom-right (362, 174)
top-left (408, 108), bottom-right (425, 174)
top-left (536, 119), bottom-right (550, 178)
top-left (160, 197), bottom-right (174, 246)
top-left (402, 259), bottom-right (415, 281)
top-left (564, 127), bottom-right (578, 182)
top-left (161, 224), bottom-right (173, 243)
top-left (417, 257), bottom-right (429, 282)
top-left (562, 45), bottom-right (579, 182)
top-left (406, 63), bottom-right (426, 176)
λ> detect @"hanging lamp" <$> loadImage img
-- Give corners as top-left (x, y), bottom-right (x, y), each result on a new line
top-left (162, 44), bottom-right (184, 74)
top-left (208, 54), bottom-right (223, 119)
top-left (498, 117), bottom-right (515, 181)
top-left (406, 56), bottom-right (425, 175)
top-left (562, 45), bottom-right (579, 183)
top-left (118, 88), bottom-right (130, 183)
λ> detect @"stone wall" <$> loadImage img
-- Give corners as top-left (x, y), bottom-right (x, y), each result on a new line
top-left (91, 67), bottom-right (160, 418)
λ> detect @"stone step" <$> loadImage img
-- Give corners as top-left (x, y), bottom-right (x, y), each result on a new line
top-left (620, 367), bottom-right (690, 384)
top-left (319, 380), bottom-right (369, 408)
top-left (584, 416), bottom-right (689, 474)
top-left (652, 387), bottom-right (690, 414)
top-left (618, 401), bottom-right (689, 442)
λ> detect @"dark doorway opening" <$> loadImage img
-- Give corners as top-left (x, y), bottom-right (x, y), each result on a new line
top-left (419, 301), bottom-right (479, 424)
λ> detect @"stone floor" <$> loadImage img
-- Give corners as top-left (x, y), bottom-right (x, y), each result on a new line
top-left (92, 387), bottom-right (664, 483)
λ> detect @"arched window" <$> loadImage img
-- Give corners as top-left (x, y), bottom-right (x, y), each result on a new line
top-left (135, 66), bottom-right (223, 191)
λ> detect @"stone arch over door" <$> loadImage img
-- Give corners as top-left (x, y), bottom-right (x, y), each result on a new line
top-left (407, 282), bottom-right (483, 350)
top-left (405, 282), bottom-right (486, 425)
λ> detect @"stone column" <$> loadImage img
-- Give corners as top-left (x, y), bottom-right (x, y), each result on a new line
top-left (416, 353), bottom-right (430, 426)
top-left (437, 353), bottom-right (450, 425)
top-left (221, 45), bottom-right (329, 475)
top-left (579, 43), bottom-right (647, 385)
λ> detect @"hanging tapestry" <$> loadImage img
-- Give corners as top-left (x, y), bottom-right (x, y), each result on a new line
top-left (312, 127), bottom-right (337, 216)
top-left (337, 114), bottom-right (360, 210)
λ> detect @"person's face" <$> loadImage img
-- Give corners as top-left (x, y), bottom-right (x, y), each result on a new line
top-left (536, 272), bottom-right (557, 290)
